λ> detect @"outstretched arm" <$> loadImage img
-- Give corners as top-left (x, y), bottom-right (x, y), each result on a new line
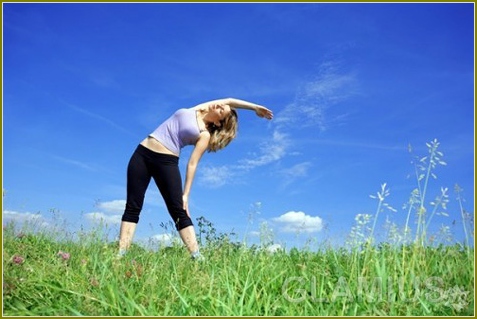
top-left (225, 98), bottom-right (273, 120)
top-left (197, 98), bottom-right (273, 120)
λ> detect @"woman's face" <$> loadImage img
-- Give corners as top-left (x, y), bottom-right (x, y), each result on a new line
top-left (210, 104), bottom-right (232, 126)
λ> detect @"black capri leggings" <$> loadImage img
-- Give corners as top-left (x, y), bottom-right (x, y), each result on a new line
top-left (121, 144), bottom-right (193, 231)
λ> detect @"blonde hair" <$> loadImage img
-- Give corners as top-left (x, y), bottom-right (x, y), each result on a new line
top-left (207, 108), bottom-right (238, 152)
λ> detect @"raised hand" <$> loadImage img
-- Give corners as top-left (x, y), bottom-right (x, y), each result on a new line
top-left (255, 105), bottom-right (273, 120)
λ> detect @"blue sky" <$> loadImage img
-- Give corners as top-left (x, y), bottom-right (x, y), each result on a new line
top-left (3, 3), bottom-right (474, 250)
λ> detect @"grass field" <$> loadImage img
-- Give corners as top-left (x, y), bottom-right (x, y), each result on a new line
top-left (2, 139), bottom-right (474, 316)
top-left (2, 223), bottom-right (474, 316)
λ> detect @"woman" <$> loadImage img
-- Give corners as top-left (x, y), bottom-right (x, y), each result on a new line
top-left (118, 98), bottom-right (273, 260)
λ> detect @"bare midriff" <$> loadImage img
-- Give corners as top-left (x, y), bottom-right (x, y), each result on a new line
top-left (140, 136), bottom-right (179, 157)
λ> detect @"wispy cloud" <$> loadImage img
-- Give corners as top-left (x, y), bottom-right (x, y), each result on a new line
top-left (58, 60), bottom-right (122, 90)
top-left (198, 130), bottom-right (290, 187)
top-left (277, 162), bottom-right (313, 188)
top-left (198, 59), bottom-right (357, 188)
top-left (272, 211), bottom-right (324, 234)
top-left (50, 155), bottom-right (97, 171)
top-left (238, 130), bottom-right (290, 170)
top-left (280, 162), bottom-right (312, 178)
top-left (275, 60), bottom-right (357, 132)
top-left (89, 71), bottom-right (120, 89)
top-left (199, 165), bottom-right (236, 188)
top-left (60, 99), bottom-right (135, 137)
top-left (303, 139), bottom-right (407, 152)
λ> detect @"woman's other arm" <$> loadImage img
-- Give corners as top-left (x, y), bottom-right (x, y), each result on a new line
top-left (182, 131), bottom-right (210, 216)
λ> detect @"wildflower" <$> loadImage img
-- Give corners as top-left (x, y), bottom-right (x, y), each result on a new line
top-left (89, 278), bottom-right (99, 287)
top-left (355, 213), bottom-right (372, 225)
top-left (57, 250), bottom-right (71, 261)
top-left (3, 282), bottom-right (15, 295)
top-left (135, 263), bottom-right (144, 277)
top-left (128, 259), bottom-right (142, 275)
top-left (12, 255), bottom-right (24, 265)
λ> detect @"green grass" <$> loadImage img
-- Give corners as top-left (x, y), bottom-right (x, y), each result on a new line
top-left (2, 139), bottom-right (474, 316)
top-left (2, 223), bottom-right (474, 316)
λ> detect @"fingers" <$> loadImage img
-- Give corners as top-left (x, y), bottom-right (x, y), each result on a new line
top-left (263, 108), bottom-right (273, 120)
top-left (257, 106), bottom-right (273, 120)
top-left (184, 203), bottom-right (190, 217)
top-left (266, 110), bottom-right (273, 119)
top-left (183, 196), bottom-right (190, 217)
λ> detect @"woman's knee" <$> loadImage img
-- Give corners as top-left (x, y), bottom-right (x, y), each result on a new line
top-left (122, 203), bottom-right (142, 223)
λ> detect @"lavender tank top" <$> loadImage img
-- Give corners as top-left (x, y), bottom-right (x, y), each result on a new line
top-left (149, 108), bottom-right (202, 154)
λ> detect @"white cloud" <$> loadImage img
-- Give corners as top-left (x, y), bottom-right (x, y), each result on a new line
top-left (84, 212), bottom-right (122, 225)
top-left (3, 210), bottom-right (49, 227)
top-left (266, 243), bottom-right (284, 253)
top-left (84, 199), bottom-right (125, 226)
top-left (97, 200), bottom-right (126, 213)
top-left (272, 211), bottom-right (323, 233)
